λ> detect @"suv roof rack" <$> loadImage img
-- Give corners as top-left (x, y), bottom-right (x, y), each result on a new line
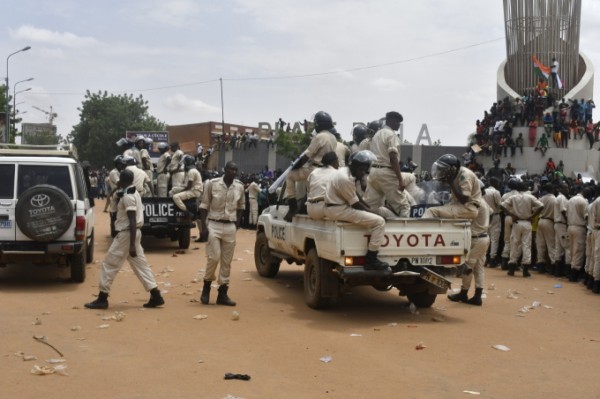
top-left (0, 143), bottom-right (78, 160)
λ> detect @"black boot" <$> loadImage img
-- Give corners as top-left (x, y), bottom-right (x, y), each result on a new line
top-left (537, 263), bottom-right (546, 274)
top-left (488, 258), bottom-right (498, 268)
top-left (85, 291), bottom-right (109, 309)
top-left (144, 288), bottom-right (165, 308)
top-left (284, 200), bottom-right (297, 222)
top-left (467, 287), bottom-right (483, 306)
top-left (364, 250), bottom-right (390, 271)
top-left (501, 257), bottom-right (509, 270)
top-left (586, 275), bottom-right (595, 290)
top-left (522, 264), bottom-right (531, 278)
top-left (593, 281), bottom-right (600, 294)
top-left (216, 285), bottom-right (236, 306)
top-left (507, 263), bottom-right (516, 276)
top-left (200, 280), bottom-right (212, 304)
top-left (569, 267), bottom-right (579, 282)
top-left (557, 263), bottom-right (568, 277)
top-left (448, 288), bottom-right (469, 303)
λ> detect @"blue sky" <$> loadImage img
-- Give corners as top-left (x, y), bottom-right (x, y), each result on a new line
top-left (2, 0), bottom-right (599, 145)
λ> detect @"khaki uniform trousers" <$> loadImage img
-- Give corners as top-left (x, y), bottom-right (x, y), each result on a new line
top-left (592, 229), bottom-right (600, 280)
top-left (173, 189), bottom-right (201, 212)
top-left (248, 197), bottom-right (259, 225)
top-left (99, 229), bottom-right (158, 294)
top-left (568, 225), bottom-right (586, 270)
top-left (203, 220), bottom-right (237, 285)
top-left (169, 171), bottom-right (185, 196)
top-left (286, 165), bottom-right (315, 199)
top-left (554, 222), bottom-right (570, 264)
top-left (585, 230), bottom-right (594, 275)
top-left (422, 201), bottom-right (478, 220)
top-left (307, 201), bottom-right (326, 220)
top-left (509, 220), bottom-right (532, 265)
top-left (144, 169), bottom-right (155, 196)
top-left (488, 213), bottom-right (501, 259)
top-left (536, 219), bottom-right (556, 264)
top-left (157, 173), bottom-right (169, 197)
top-left (324, 205), bottom-right (385, 252)
top-left (364, 168), bottom-right (410, 217)
top-left (461, 236), bottom-right (489, 290)
top-left (501, 216), bottom-right (513, 258)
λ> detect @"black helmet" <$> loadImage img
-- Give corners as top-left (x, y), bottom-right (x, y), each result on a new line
top-left (352, 124), bottom-right (368, 144)
top-left (182, 155), bottom-right (196, 170)
top-left (122, 156), bottom-right (137, 166)
top-left (507, 178), bottom-right (520, 190)
top-left (367, 119), bottom-right (383, 136)
top-left (431, 154), bottom-right (460, 181)
top-left (313, 111), bottom-right (334, 132)
top-left (349, 150), bottom-right (377, 167)
top-left (113, 155), bottom-right (126, 167)
top-left (157, 142), bottom-right (169, 152)
top-left (116, 137), bottom-right (132, 148)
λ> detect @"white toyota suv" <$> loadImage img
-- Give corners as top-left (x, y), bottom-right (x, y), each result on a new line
top-left (0, 144), bottom-right (95, 282)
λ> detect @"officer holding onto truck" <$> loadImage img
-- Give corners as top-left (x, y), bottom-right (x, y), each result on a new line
top-left (284, 111), bottom-right (338, 222)
top-left (363, 111), bottom-right (410, 218)
top-left (117, 137), bottom-right (135, 158)
top-left (324, 150), bottom-right (389, 271)
top-left (198, 161), bottom-right (245, 306)
top-left (139, 137), bottom-right (155, 195)
top-left (155, 142), bottom-right (171, 197)
top-left (173, 155), bottom-right (203, 218)
top-left (85, 169), bottom-right (164, 310)
top-left (123, 156), bottom-right (152, 197)
top-left (306, 151), bottom-right (339, 220)
top-left (422, 154), bottom-right (482, 220)
top-left (246, 177), bottom-right (261, 229)
top-left (168, 142), bottom-right (185, 196)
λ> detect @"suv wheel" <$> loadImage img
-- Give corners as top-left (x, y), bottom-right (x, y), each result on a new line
top-left (15, 185), bottom-right (73, 241)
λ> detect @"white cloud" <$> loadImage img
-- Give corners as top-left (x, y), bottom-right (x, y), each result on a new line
top-left (372, 77), bottom-right (405, 92)
top-left (163, 94), bottom-right (220, 114)
top-left (10, 25), bottom-right (98, 48)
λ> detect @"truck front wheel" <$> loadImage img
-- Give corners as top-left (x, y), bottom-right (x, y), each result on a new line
top-left (304, 249), bottom-right (330, 309)
top-left (407, 291), bottom-right (437, 308)
top-left (254, 232), bottom-right (281, 277)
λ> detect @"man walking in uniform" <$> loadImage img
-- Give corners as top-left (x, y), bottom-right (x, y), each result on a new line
top-left (198, 161), bottom-right (245, 306)
top-left (85, 169), bottom-right (164, 309)
top-left (364, 111), bottom-right (410, 217)
top-left (501, 181), bottom-right (544, 277)
top-left (566, 185), bottom-right (588, 282)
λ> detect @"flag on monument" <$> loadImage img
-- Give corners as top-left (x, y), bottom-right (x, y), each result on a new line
top-left (532, 55), bottom-right (562, 89)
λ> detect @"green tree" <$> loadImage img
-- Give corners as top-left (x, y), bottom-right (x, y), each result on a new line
top-left (25, 130), bottom-right (59, 145)
top-left (273, 128), bottom-right (313, 161)
top-left (68, 90), bottom-right (165, 167)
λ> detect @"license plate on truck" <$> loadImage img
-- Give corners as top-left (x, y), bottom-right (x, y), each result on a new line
top-left (411, 256), bottom-right (434, 265)
top-left (420, 268), bottom-right (451, 290)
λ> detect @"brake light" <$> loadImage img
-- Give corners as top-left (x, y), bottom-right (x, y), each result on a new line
top-left (345, 256), bottom-right (365, 266)
top-left (438, 255), bottom-right (461, 265)
top-left (75, 216), bottom-right (86, 240)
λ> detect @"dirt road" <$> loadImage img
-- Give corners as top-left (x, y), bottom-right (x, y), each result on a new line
top-left (2, 200), bottom-right (600, 399)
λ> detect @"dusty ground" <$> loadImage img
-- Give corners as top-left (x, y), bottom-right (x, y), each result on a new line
top-left (2, 199), bottom-right (600, 399)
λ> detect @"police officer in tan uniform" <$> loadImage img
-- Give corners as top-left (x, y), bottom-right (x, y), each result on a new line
top-left (535, 182), bottom-right (557, 274)
top-left (589, 191), bottom-right (600, 293)
top-left (123, 156), bottom-right (152, 197)
top-left (448, 181), bottom-right (490, 306)
top-left (483, 177), bottom-right (502, 267)
top-left (284, 111), bottom-right (337, 221)
top-left (85, 169), bottom-right (164, 309)
top-left (198, 161), bottom-right (245, 306)
top-left (501, 181), bottom-right (544, 277)
top-left (139, 137), bottom-right (155, 195)
top-left (364, 111), bottom-right (410, 217)
top-left (553, 182), bottom-right (570, 276)
top-left (173, 155), bottom-right (203, 218)
top-left (155, 142), bottom-right (171, 197)
top-left (584, 189), bottom-right (596, 288)
top-left (500, 178), bottom-right (520, 269)
top-left (246, 178), bottom-right (261, 228)
top-left (324, 151), bottom-right (389, 271)
top-left (168, 142), bottom-right (185, 196)
top-left (566, 185), bottom-right (588, 282)
top-left (306, 152), bottom-right (339, 220)
top-left (423, 154), bottom-right (482, 220)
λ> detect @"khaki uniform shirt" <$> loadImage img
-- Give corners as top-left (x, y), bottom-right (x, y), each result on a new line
top-left (325, 167), bottom-right (359, 206)
top-left (125, 165), bottom-right (150, 194)
top-left (335, 142), bottom-right (351, 167)
top-left (305, 131), bottom-right (337, 166)
top-left (483, 186), bottom-right (501, 214)
top-left (538, 193), bottom-right (556, 220)
top-left (357, 138), bottom-right (371, 152)
top-left (184, 168), bottom-right (203, 195)
top-left (108, 168), bottom-right (120, 192)
top-left (501, 191), bottom-right (543, 220)
top-left (450, 167), bottom-right (482, 207)
top-left (132, 148), bottom-right (142, 167)
top-left (113, 187), bottom-right (144, 231)
top-left (472, 200), bottom-right (490, 236)
top-left (168, 149), bottom-right (184, 173)
top-left (307, 166), bottom-right (337, 202)
top-left (591, 197), bottom-right (600, 229)
top-left (554, 193), bottom-right (568, 223)
top-left (246, 181), bottom-right (261, 199)
top-left (567, 193), bottom-right (587, 226)
top-left (140, 148), bottom-right (153, 171)
top-left (369, 125), bottom-right (400, 167)
top-left (200, 177), bottom-right (245, 222)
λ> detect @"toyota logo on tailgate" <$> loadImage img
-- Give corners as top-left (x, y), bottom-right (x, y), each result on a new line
top-left (31, 194), bottom-right (51, 207)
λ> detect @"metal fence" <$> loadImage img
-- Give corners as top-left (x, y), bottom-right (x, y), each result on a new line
top-left (503, 0), bottom-right (581, 97)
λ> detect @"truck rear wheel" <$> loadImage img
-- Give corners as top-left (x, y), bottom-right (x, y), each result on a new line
top-left (254, 232), bottom-right (281, 277)
top-left (304, 248), bottom-right (331, 309)
top-left (407, 291), bottom-right (437, 308)
top-left (178, 227), bottom-right (191, 249)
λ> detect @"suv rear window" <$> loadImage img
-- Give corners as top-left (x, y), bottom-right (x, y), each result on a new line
top-left (0, 164), bottom-right (15, 199)
top-left (18, 165), bottom-right (73, 198)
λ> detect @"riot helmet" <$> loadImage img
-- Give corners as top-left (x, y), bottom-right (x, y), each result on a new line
top-left (313, 111), bottom-right (334, 132)
top-left (430, 154), bottom-right (461, 181)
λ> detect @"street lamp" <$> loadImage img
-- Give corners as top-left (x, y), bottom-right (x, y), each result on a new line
top-left (5, 46), bottom-right (31, 143)
top-left (13, 78), bottom-right (33, 132)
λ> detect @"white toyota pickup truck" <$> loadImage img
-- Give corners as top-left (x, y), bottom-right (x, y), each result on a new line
top-left (254, 203), bottom-right (471, 309)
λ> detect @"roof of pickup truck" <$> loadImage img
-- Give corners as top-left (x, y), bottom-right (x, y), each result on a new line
top-left (0, 143), bottom-right (79, 160)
